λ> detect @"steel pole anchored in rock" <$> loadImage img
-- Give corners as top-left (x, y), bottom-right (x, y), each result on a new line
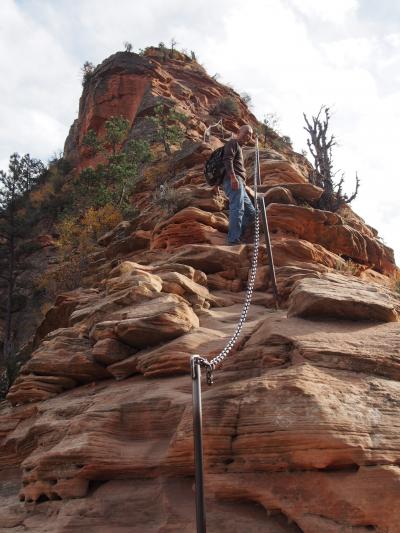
top-left (254, 137), bottom-right (280, 308)
top-left (190, 138), bottom-right (279, 532)
top-left (191, 355), bottom-right (209, 533)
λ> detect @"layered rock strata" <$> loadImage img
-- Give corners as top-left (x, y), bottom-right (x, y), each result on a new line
top-left (0, 49), bottom-right (399, 533)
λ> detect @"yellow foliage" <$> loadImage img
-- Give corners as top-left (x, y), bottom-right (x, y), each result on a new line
top-left (39, 204), bottom-right (123, 298)
top-left (38, 255), bottom-right (88, 300)
top-left (30, 182), bottom-right (55, 208)
top-left (56, 204), bottom-right (122, 257)
top-left (81, 204), bottom-right (123, 240)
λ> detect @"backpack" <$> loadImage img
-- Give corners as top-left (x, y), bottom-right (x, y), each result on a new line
top-left (204, 146), bottom-right (226, 186)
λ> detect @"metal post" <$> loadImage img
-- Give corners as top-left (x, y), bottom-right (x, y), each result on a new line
top-left (255, 139), bottom-right (279, 308)
top-left (191, 356), bottom-right (207, 533)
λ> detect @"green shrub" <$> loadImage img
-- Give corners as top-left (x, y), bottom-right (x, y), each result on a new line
top-left (81, 61), bottom-right (95, 86)
top-left (78, 121), bottom-right (152, 211)
top-left (240, 92), bottom-right (252, 106)
top-left (150, 104), bottom-right (188, 155)
top-left (212, 97), bottom-right (240, 117)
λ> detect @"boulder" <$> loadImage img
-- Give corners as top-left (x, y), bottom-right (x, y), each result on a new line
top-left (259, 182), bottom-right (323, 204)
top-left (92, 338), bottom-right (135, 366)
top-left (89, 294), bottom-right (199, 348)
top-left (151, 206), bottom-right (228, 250)
top-left (288, 272), bottom-right (400, 322)
top-left (105, 230), bottom-right (150, 259)
top-left (267, 204), bottom-right (396, 275)
top-left (108, 327), bottom-right (227, 380)
top-left (167, 244), bottom-right (249, 274)
top-left (263, 186), bottom-right (295, 205)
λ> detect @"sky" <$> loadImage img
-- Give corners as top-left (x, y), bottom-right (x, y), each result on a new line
top-left (1, 0), bottom-right (399, 263)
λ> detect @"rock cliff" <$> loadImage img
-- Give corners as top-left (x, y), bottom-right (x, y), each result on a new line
top-left (1, 48), bottom-right (399, 533)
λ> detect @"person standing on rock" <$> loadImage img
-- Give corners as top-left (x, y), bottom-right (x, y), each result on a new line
top-left (223, 124), bottom-right (255, 245)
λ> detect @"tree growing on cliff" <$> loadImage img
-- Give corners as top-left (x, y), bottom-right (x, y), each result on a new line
top-left (83, 115), bottom-right (130, 157)
top-left (170, 37), bottom-right (177, 58)
top-left (260, 113), bottom-right (280, 144)
top-left (150, 103), bottom-right (188, 156)
top-left (105, 116), bottom-right (130, 156)
top-left (303, 106), bottom-right (360, 212)
top-left (0, 153), bottom-right (44, 391)
top-left (124, 41), bottom-right (133, 53)
top-left (240, 92), bottom-right (252, 106)
top-left (212, 97), bottom-right (240, 118)
top-left (158, 42), bottom-right (168, 62)
top-left (81, 116), bottom-right (152, 211)
top-left (38, 204), bottom-right (123, 300)
top-left (81, 61), bottom-right (95, 86)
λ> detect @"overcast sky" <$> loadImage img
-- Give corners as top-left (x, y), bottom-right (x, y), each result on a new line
top-left (1, 0), bottom-right (399, 263)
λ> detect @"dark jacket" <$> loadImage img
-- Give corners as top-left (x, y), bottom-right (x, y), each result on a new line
top-left (223, 139), bottom-right (247, 182)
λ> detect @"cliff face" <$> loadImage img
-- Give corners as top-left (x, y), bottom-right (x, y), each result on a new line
top-left (1, 49), bottom-right (399, 533)
top-left (64, 48), bottom-right (259, 172)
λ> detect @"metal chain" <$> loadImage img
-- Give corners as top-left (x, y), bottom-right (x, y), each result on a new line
top-left (194, 137), bottom-right (261, 385)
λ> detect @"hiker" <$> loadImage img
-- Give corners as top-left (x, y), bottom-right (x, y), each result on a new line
top-left (223, 124), bottom-right (255, 245)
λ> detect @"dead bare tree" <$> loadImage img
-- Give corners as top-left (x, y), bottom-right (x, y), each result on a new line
top-left (303, 105), bottom-right (360, 212)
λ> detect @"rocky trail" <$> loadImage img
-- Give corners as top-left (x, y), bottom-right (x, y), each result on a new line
top-left (1, 49), bottom-right (399, 532)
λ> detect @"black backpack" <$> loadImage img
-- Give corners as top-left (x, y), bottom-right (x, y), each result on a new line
top-left (204, 146), bottom-right (226, 186)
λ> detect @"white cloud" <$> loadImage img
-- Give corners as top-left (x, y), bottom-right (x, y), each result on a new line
top-left (385, 32), bottom-right (400, 47)
top-left (288, 0), bottom-right (359, 23)
top-left (1, 0), bottom-right (399, 263)
top-left (320, 38), bottom-right (377, 67)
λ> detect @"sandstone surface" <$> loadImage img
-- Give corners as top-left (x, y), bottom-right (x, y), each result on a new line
top-left (1, 48), bottom-right (399, 533)
top-left (288, 272), bottom-right (400, 322)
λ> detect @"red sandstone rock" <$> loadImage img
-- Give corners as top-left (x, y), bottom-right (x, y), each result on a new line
top-left (259, 182), bottom-right (323, 204)
top-left (11, 328), bottom-right (110, 389)
top-left (87, 293), bottom-right (199, 349)
top-left (263, 186), bottom-right (296, 205)
top-left (1, 48), bottom-right (400, 533)
top-left (104, 230), bottom-right (150, 258)
top-left (33, 289), bottom-right (99, 348)
top-left (179, 184), bottom-right (228, 212)
top-left (288, 272), bottom-right (400, 322)
top-left (267, 203), bottom-right (396, 275)
top-left (151, 207), bottom-right (228, 250)
top-left (92, 337), bottom-right (135, 366)
top-left (260, 159), bottom-right (308, 185)
top-left (167, 243), bottom-right (249, 274)
top-left (64, 51), bottom-right (259, 172)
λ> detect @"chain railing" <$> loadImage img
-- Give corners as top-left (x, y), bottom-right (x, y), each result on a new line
top-left (192, 136), bottom-right (262, 385)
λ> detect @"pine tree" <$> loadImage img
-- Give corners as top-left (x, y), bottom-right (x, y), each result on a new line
top-left (80, 117), bottom-right (152, 211)
top-left (0, 153), bottom-right (44, 392)
top-left (150, 103), bottom-right (188, 155)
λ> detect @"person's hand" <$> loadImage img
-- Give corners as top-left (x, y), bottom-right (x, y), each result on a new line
top-left (230, 175), bottom-right (240, 191)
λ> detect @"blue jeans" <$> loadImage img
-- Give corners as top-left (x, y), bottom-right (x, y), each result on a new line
top-left (223, 176), bottom-right (255, 244)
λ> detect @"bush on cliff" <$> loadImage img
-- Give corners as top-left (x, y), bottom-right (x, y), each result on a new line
top-left (80, 116), bottom-right (152, 213)
top-left (81, 61), bottom-right (95, 86)
top-left (38, 204), bottom-right (122, 298)
top-left (150, 103), bottom-right (188, 156)
top-left (211, 96), bottom-right (240, 117)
